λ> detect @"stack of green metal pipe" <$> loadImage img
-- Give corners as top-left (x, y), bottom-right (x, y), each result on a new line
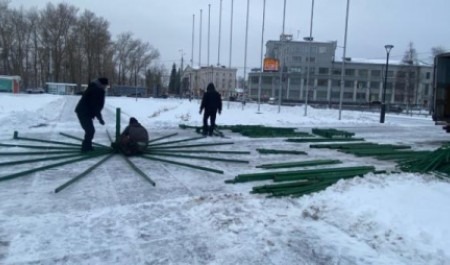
top-left (226, 166), bottom-right (376, 197)
top-left (399, 145), bottom-right (450, 176)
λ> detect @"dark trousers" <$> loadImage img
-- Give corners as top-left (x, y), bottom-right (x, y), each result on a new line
top-left (77, 113), bottom-right (95, 151)
top-left (203, 111), bottom-right (217, 136)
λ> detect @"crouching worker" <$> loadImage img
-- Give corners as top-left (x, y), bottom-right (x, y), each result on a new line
top-left (119, 117), bottom-right (149, 156)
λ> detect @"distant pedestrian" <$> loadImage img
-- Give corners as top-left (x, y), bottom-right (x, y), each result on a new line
top-left (75, 77), bottom-right (108, 152)
top-left (119, 117), bottom-right (149, 156)
top-left (199, 83), bottom-right (222, 136)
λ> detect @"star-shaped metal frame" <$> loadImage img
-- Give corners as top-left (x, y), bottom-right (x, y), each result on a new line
top-left (0, 108), bottom-right (250, 193)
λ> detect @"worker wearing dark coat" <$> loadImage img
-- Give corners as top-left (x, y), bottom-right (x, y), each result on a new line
top-left (119, 117), bottom-right (149, 156)
top-left (75, 77), bottom-right (108, 152)
top-left (199, 83), bottom-right (222, 136)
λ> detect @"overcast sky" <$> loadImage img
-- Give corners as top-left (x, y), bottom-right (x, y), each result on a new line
top-left (10, 0), bottom-right (450, 77)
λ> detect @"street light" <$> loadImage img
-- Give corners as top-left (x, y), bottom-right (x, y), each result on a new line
top-left (380, 44), bottom-right (394, 123)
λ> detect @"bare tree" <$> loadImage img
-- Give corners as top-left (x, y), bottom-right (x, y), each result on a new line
top-left (395, 42), bottom-right (420, 112)
top-left (39, 3), bottom-right (78, 82)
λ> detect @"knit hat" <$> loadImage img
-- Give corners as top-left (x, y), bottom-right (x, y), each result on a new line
top-left (98, 77), bottom-right (109, 86)
top-left (129, 117), bottom-right (138, 124)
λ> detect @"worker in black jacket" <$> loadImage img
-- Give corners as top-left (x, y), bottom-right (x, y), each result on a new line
top-left (75, 77), bottom-right (108, 152)
top-left (119, 117), bottom-right (149, 156)
top-left (199, 83), bottom-right (222, 136)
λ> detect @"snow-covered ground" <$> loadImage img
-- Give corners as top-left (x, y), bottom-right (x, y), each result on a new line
top-left (0, 93), bottom-right (450, 265)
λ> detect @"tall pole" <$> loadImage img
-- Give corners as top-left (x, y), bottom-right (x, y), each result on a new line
top-left (338, 0), bottom-right (350, 120)
top-left (279, 0), bottom-right (287, 113)
top-left (257, 0), bottom-right (266, 113)
top-left (304, 0), bottom-right (314, 116)
top-left (191, 14), bottom-right (195, 66)
top-left (227, 0), bottom-right (234, 109)
top-left (380, 45), bottom-right (394, 123)
top-left (199, 9), bottom-right (203, 67)
top-left (207, 4), bottom-right (211, 66)
top-left (243, 0), bottom-right (250, 95)
top-left (217, 0), bottom-right (223, 66)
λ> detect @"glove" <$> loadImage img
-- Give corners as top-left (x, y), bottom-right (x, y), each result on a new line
top-left (98, 118), bottom-right (105, 125)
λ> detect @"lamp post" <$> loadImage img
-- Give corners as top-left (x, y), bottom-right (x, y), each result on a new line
top-left (380, 44), bottom-right (394, 123)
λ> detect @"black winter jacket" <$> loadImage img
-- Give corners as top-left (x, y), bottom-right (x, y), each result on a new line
top-left (200, 88), bottom-right (222, 114)
top-left (75, 79), bottom-right (105, 120)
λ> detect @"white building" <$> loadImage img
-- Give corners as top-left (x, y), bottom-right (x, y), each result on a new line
top-left (182, 65), bottom-right (237, 98)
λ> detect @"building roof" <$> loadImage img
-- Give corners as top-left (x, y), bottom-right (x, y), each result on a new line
top-left (335, 57), bottom-right (432, 67)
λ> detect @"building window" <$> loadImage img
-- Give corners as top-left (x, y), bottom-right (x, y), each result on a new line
top-left (345, 69), bottom-right (355, 76)
top-left (306, 57), bottom-right (316, 63)
top-left (318, 67), bottom-right (329, 74)
top-left (344, 80), bottom-right (354, 88)
top-left (370, 81), bottom-right (380, 89)
top-left (318, 79), bottom-right (328, 87)
top-left (251, 76), bottom-right (259, 84)
top-left (262, 76), bottom-right (272, 85)
top-left (357, 81), bottom-right (367, 89)
top-left (332, 79), bottom-right (341, 87)
top-left (319, 46), bottom-right (327, 54)
top-left (344, 92), bottom-right (353, 99)
top-left (358, 69), bottom-right (368, 77)
top-left (290, 78), bottom-right (301, 85)
top-left (387, 71), bottom-right (394, 77)
top-left (424, 84), bottom-right (429, 95)
top-left (426, 72), bottom-right (431, 79)
top-left (332, 69), bottom-right (341, 76)
top-left (371, 70), bottom-right (381, 77)
top-left (293, 56), bottom-right (302, 63)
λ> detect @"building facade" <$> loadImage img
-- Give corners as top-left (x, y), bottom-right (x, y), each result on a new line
top-left (182, 65), bottom-right (237, 98)
top-left (248, 35), bottom-right (433, 109)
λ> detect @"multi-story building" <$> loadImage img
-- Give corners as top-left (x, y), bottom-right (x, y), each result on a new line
top-left (248, 35), bottom-right (433, 109)
top-left (182, 65), bottom-right (237, 98)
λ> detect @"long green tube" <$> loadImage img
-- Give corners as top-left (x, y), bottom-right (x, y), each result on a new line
top-left (145, 149), bottom-right (250, 155)
top-left (13, 132), bottom-right (80, 147)
top-left (148, 136), bottom-right (205, 147)
top-left (147, 133), bottom-right (178, 144)
top-left (286, 138), bottom-right (364, 143)
top-left (0, 143), bottom-right (80, 150)
top-left (122, 156), bottom-right (156, 186)
top-left (141, 155), bottom-right (224, 174)
top-left (256, 159), bottom-right (341, 169)
top-left (147, 151), bottom-right (249, 164)
top-left (0, 153), bottom-right (92, 167)
top-left (0, 150), bottom-right (81, 156)
top-left (59, 132), bottom-right (110, 148)
top-left (116, 108), bottom-right (121, 143)
top-left (149, 142), bottom-right (234, 150)
top-left (54, 154), bottom-right (115, 193)
top-left (0, 152), bottom-right (108, 182)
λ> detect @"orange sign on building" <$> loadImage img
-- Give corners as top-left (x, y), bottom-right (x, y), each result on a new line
top-left (263, 58), bottom-right (279, 72)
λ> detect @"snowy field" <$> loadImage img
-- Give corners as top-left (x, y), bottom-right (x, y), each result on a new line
top-left (0, 93), bottom-right (450, 265)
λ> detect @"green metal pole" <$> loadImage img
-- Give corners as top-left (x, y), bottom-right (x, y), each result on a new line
top-left (149, 142), bottom-right (234, 150)
top-left (0, 143), bottom-right (80, 150)
top-left (141, 155), bottom-right (224, 174)
top-left (0, 153), bottom-right (90, 167)
top-left (13, 131), bottom-right (80, 147)
top-left (148, 133), bottom-right (179, 144)
top-left (256, 159), bottom-right (341, 169)
top-left (0, 152), bottom-right (108, 182)
top-left (0, 150), bottom-right (81, 156)
top-left (54, 154), bottom-right (115, 193)
top-left (116, 108), bottom-right (121, 144)
top-left (147, 151), bottom-right (249, 164)
top-left (122, 156), bottom-right (156, 186)
top-left (148, 136), bottom-right (205, 147)
top-left (144, 149), bottom-right (250, 155)
top-left (59, 132), bottom-right (110, 148)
